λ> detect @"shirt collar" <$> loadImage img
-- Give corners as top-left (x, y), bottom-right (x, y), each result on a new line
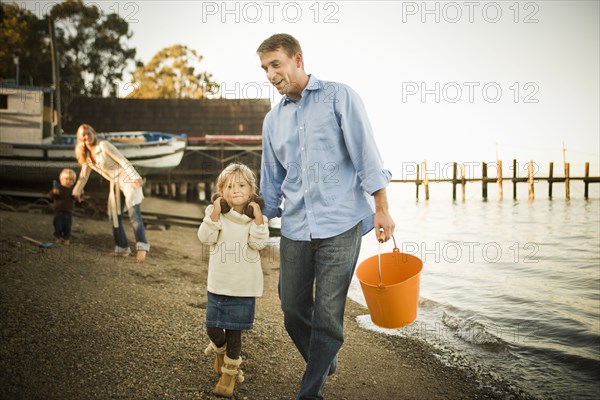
top-left (282, 74), bottom-right (320, 106)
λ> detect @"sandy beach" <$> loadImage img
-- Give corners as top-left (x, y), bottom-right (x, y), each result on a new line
top-left (0, 204), bottom-right (527, 399)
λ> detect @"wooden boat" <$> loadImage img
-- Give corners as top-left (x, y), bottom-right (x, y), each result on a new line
top-left (0, 131), bottom-right (187, 183)
top-left (0, 86), bottom-right (187, 184)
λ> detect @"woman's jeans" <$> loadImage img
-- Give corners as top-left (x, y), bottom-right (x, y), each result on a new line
top-left (279, 222), bottom-right (362, 400)
top-left (112, 201), bottom-right (149, 253)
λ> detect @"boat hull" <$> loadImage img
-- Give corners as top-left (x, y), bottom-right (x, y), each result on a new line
top-left (0, 132), bottom-right (187, 184)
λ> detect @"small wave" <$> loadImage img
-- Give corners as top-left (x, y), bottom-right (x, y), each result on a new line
top-left (355, 314), bottom-right (530, 398)
top-left (441, 311), bottom-right (507, 349)
top-left (516, 342), bottom-right (600, 381)
top-left (418, 297), bottom-right (442, 308)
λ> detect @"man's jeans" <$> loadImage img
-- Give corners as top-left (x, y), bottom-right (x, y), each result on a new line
top-left (112, 202), bottom-right (149, 252)
top-left (279, 222), bottom-right (362, 400)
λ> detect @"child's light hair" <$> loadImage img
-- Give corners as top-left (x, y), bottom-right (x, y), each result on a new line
top-left (216, 163), bottom-right (258, 195)
top-left (59, 168), bottom-right (77, 181)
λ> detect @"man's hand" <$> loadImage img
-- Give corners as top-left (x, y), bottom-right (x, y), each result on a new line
top-left (373, 188), bottom-right (395, 243)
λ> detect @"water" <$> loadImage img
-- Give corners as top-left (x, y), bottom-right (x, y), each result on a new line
top-left (349, 182), bottom-right (600, 399)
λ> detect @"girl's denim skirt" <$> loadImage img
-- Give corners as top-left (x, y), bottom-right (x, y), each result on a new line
top-left (206, 291), bottom-right (256, 330)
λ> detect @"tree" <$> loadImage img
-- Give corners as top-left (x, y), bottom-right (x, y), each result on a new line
top-left (50, 0), bottom-right (136, 98)
top-left (128, 44), bottom-right (219, 99)
top-left (0, 3), bottom-right (52, 86)
top-left (0, 1), bottom-right (136, 98)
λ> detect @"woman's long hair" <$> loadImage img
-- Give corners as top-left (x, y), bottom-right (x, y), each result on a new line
top-left (75, 124), bottom-right (97, 165)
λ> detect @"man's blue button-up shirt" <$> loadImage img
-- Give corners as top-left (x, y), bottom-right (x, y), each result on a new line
top-left (260, 75), bottom-right (392, 241)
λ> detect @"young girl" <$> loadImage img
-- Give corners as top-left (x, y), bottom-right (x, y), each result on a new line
top-left (197, 163), bottom-right (269, 398)
top-left (72, 124), bottom-right (150, 263)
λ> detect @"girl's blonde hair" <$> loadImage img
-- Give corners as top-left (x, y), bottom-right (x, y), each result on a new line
top-left (216, 163), bottom-right (258, 195)
top-left (75, 124), bottom-right (98, 165)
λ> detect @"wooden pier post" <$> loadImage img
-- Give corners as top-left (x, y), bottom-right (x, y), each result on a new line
top-left (548, 162), bottom-right (554, 198)
top-left (497, 160), bottom-right (503, 200)
top-left (512, 159), bottom-right (517, 200)
top-left (528, 160), bottom-right (535, 200)
top-left (461, 163), bottom-right (466, 202)
top-left (191, 183), bottom-right (199, 202)
top-left (423, 160), bottom-right (430, 200)
top-left (416, 163), bottom-right (420, 200)
top-left (387, 159), bottom-right (598, 201)
top-left (482, 162), bottom-right (488, 200)
top-left (206, 181), bottom-right (213, 203)
top-left (194, 183), bottom-right (202, 202)
top-left (452, 162), bottom-right (458, 201)
top-left (565, 163), bottom-right (570, 200)
top-left (177, 182), bottom-right (187, 201)
top-left (584, 162), bottom-right (590, 199)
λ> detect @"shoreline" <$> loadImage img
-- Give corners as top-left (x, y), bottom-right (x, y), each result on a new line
top-left (0, 209), bottom-right (527, 399)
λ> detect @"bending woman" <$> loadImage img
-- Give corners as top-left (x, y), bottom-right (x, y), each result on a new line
top-left (72, 124), bottom-right (150, 263)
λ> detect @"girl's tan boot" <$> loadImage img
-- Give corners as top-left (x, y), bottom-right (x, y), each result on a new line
top-left (204, 341), bottom-right (227, 375)
top-left (213, 355), bottom-right (244, 398)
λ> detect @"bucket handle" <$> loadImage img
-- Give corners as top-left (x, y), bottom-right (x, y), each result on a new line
top-left (377, 233), bottom-right (398, 288)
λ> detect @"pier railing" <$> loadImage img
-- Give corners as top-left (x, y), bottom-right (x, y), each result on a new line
top-left (392, 160), bottom-right (599, 201)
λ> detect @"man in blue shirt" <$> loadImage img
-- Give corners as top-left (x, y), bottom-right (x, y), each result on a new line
top-left (257, 33), bottom-right (395, 399)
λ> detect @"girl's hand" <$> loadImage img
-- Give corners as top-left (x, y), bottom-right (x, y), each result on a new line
top-left (248, 201), bottom-right (264, 224)
top-left (133, 179), bottom-right (143, 188)
top-left (210, 196), bottom-right (222, 222)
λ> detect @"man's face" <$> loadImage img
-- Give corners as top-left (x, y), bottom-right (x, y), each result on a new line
top-left (259, 47), bottom-right (303, 99)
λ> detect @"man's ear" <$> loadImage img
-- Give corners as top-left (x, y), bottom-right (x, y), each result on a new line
top-left (294, 51), bottom-right (303, 68)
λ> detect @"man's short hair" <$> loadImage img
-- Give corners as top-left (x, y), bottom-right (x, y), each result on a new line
top-left (257, 33), bottom-right (302, 58)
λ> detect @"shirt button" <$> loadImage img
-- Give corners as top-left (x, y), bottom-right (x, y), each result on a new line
top-left (300, 127), bottom-right (303, 130)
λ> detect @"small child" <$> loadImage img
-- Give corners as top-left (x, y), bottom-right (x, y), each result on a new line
top-left (51, 168), bottom-right (77, 245)
top-left (197, 163), bottom-right (269, 398)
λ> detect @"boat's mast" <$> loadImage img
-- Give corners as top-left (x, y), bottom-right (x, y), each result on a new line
top-left (48, 17), bottom-right (62, 144)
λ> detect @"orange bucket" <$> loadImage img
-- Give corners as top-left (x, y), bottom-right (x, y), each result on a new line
top-left (356, 237), bottom-right (423, 329)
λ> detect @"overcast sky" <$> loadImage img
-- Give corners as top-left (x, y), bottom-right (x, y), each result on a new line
top-left (22, 1), bottom-right (600, 177)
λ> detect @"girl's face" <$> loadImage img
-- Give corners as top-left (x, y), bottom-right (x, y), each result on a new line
top-left (222, 172), bottom-right (252, 213)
